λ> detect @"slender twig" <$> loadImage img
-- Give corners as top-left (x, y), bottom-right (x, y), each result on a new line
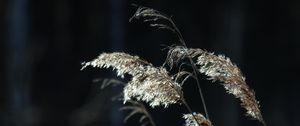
top-left (160, 72), bottom-right (202, 126)
top-left (181, 98), bottom-right (202, 126)
top-left (129, 4), bottom-right (210, 121)
top-left (139, 103), bottom-right (156, 126)
top-left (168, 16), bottom-right (210, 120)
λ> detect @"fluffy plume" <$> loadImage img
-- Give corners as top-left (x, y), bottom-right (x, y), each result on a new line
top-left (183, 113), bottom-right (213, 126)
top-left (81, 52), bottom-right (150, 78)
top-left (81, 52), bottom-right (182, 108)
top-left (165, 46), bottom-right (264, 123)
top-left (124, 67), bottom-right (182, 107)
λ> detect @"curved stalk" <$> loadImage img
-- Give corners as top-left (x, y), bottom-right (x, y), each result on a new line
top-left (139, 104), bottom-right (156, 126)
top-left (169, 17), bottom-right (210, 120)
top-left (181, 98), bottom-right (202, 126)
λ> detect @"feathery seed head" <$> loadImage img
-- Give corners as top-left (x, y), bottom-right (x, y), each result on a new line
top-left (196, 51), bottom-right (264, 122)
top-left (124, 67), bottom-right (182, 108)
top-left (183, 113), bottom-right (213, 126)
top-left (165, 46), bottom-right (264, 123)
top-left (82, 52), bottom-right (182, 108)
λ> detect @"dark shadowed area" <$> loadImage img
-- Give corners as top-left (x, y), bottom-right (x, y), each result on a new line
top-left (1, 0), bottom-right (299, 126)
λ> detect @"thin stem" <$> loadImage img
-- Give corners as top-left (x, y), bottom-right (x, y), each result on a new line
top-left (190, 69), bottom-right (209, 119)
top-left (169, 18), bottom-right (210, 119)
top-left (130, 4), bottom-right (210, 121)
top-left (140, 104), bottom-right (156, 126)
top-left (181, 98), bottom-right (201, 126)
top-left (164, 76), bottom-right (202, 126)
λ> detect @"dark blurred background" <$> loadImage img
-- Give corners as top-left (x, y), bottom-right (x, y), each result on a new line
top-left (1, 0), bottom-right (299, 126)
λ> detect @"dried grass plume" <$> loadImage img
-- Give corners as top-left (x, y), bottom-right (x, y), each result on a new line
top-left (165, 46), bottom-right (265, 124)
top-left (81, 52), bottom-right (182, 108)
top-left (183, 113), bottom-right (213, 126)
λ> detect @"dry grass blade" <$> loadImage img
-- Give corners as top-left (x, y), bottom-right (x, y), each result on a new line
top-left (164, 46), bottom-right (186, 69)
top-left (81, 52), bottom-right (182, 108)
top-left (139, 115), bottom-right (147, 123)
top-left (174, 71), bottom-right (195, 86)
top-left (93, 78), bottom-right (126, 89)
top-left (129, 6), bottom-right (169, 22)
top-left (149, 24), bottom-right (175, 32)
top-left (92, 78), bottom-right (156, 126)
top-left (129, 6), bottom-right (176, 33)
top-left (92, 78), bottom-right (125, 101)
top-left (166, 46), bottom-right (265, 124)
top-left (120, 100), bottom-right (156, 126)
top-left (164, 46), bottom-right (204, 69)
top-left (183, 113), bottom-right (213, 126)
